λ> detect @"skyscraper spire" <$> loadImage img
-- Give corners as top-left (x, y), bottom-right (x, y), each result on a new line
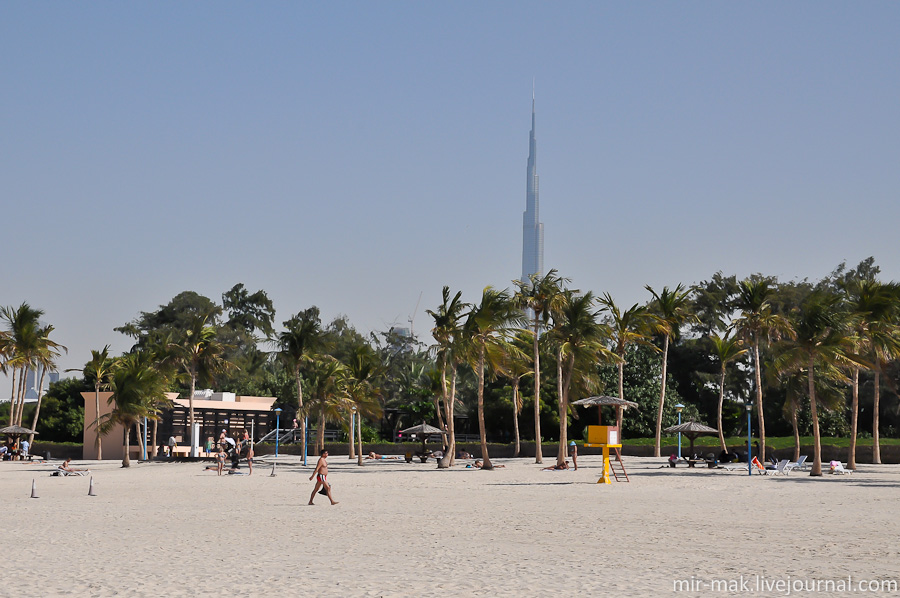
top-left (521, 89), bottom-right (544, 282)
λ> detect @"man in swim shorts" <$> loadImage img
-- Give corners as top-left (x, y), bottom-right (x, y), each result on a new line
top-left (309, 449), bottom-right (338, 505)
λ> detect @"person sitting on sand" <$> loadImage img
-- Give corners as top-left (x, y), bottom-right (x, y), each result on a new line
top-left (542, 461), bottom-right (569, 471)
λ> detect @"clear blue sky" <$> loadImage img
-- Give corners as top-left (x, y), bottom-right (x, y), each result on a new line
top-left (3, 3), bottom-right (899, 376)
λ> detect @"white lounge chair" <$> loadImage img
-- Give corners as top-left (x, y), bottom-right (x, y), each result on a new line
top-left (52, 466), bottom-right (89, 477)
top-left (767, 459), bottom-right (790, 475)
top-left (786, 455), bottom-right (808, 472)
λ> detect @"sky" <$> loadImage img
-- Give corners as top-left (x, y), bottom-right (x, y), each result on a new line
top-left (2, 3), bottom-right (900, 380)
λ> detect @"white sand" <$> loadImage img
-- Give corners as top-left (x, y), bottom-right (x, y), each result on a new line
top-left (2, 455), bottom-right (899, 597)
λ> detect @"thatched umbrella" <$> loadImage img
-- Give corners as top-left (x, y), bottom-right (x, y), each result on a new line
top-left (572, 396), bottom-right (639, 428)
top-left (0, 425), bottom-right (38, 451)
top-left (399, 422), bottom-right (443, 454)
top-left (663, 421), bottom-right (717, 457)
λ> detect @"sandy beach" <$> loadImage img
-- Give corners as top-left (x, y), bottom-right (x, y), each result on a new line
top-left (3, 454), bottom-right (899, 597)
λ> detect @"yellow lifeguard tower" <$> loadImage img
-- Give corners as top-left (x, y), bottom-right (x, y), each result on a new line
top-left (585, 425), bottom-right (629, 484)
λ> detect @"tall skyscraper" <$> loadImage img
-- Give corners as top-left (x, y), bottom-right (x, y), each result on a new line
top-left (521, 92), bottom-right (545, 282)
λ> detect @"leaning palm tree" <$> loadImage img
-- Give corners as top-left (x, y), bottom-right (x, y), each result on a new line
top-left (169, 315), bottom-right (233, 455)
top-left (462, 287), bottom-right (525, 470)
top-left (842, 279), bottom-right (900, 466)
top-left (304, 355), bottom-right (349, 453)
top-left (709, 332), bottom-right (748, 452)
top-left (731, 278), bottom-right (793, 463)
top-left (277, 307), bottom-right (324, 457)
top-left (426, 286), bottom-right (468, 469)
top-left (775, 291), bottom-right (856, 476)
top-left (645, 284), bottom-right (697, 457)
top-left (99, 352), bottom-right (169, 468)
top-left (66, 345), bottom-right (115, 460)
top-left (598, 293), bottom-right (655, 431)
top-left (547, 290), bottom-right (617, 466)
top-left (27, 324), bottom-right (67, 445)
top-left (514, 269), bottom-right (569, 464)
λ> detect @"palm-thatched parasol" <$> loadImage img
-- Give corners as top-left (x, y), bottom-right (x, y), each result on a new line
top-left (0, 425), bottom-right (38, 448)
top-left (663, 421), bottom-right (717, 457)
top-left (572, 396), bottom-right (639, 426)
top-left (399, 422), bottom-right (443, 454)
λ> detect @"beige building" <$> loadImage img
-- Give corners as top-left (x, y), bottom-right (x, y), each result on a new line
top-left (80, 391), bottom-right (278, 460)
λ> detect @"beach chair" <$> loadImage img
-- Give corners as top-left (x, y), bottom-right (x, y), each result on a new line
top-left (750, 456), bottom-right (768, 474)
top-left (53, 466), bottom-right (88, 477)
top-left (768, 459), bottom-right (790, 475)
top-left (830, 461), bottom-right (852, 475)
top-left (786, 455), bottom-right (808, 472)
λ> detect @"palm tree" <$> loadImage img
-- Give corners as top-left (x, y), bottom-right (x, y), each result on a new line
top-left (842, 280), bottom-right (900, 466)
top-left (598, 293), bottom-right (655, 431)
top-left (462, 287), bottom-right (524, 470)
top-left (514, 269), bottom-right (569, 464)
top-left (99, 352), bottom-right (169, 467)
top-left (169, 315), bottom-right (232, 456)
top-left (304, 355), bottom-right (349, 453)
top-left (66, 345), bottom-right (115, 460)
top-left (709, 332), bottom-right (748, 452)
top-left (344, 344), bottom-right (382, 465)
top-left (426, 287), bottom-right (468, 469)
top-left (277, 307), bottom-right (324, 456)
top-left (731, 279), bottom-right (793, 463)
top-left (548, 290), bottom-right (616, 466)
top-left (500, 331), bottom-right (533, 457)
top-left (1, 303), bottom-right (45, 426)
top-left (27, 324), bottom-right (67, 445)
top-left (776, 291), bottom-right (855, 476)
top-left (645, 284), bottom-right (696, 457)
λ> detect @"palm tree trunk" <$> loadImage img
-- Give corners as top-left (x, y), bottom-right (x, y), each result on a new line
top-left (533, 315), bottom-right (543, 464)
top-left (653, 335), bottom-right (670, 458)
top-left (151, 417), bottom-right (158, 460)
top-left (94, 385), bottom-right (103, 460)
top-left (27, 368), bottom-right (47, 445)
top-left (477, 344), bottom-right (492, 470)
top-left (438, 359), bottom-right (452, 469)
top-left (717, 368), bottom-right (727, 452)
top-left (790, 407), bottom-right (800, 462)
top-left (445, 366), bottom-right (458, 467)
top-left (123, 423), bottom-right (132, 468)
top-left (873, 366), bottom-right (882, 464)
top-left (754, 339), bottom-right (766, 463)
top-left (8, 367), bottom-right (18, 426)
top-left (848, 367), bottom-right (859, 469)
top-left (617, 358), bottom-right (625, 431)
top-left (15, 367), bottom-right (28, 426)
top-left (808, 358), bottom-right (822, 476)
top-left (348, 410), bottom-right (355, 459)
top-left (188, 372), bottom-right (196, 457)
top-left (356, 410), bottom-right (363, 466)
top-left (295, 367), bottom-right (306, 456)
top-left (512, 378), bottom-right (521, 457)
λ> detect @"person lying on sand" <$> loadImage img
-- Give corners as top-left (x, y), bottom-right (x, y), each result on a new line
top-left (467, 460), bottom-right (505, 469)
top-left (366, 452), bottom-right (401, 460)
top-left (542, 461), bottom-right (569, 471)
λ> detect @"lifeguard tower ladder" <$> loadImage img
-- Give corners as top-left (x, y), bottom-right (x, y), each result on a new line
top-left (585, 425), bottom-right (629, 484)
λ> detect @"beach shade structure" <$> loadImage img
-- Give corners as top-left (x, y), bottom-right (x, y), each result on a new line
top-left (663, 421), bottom-right (718, 458)
top-left (572, 396), bottom-right (639, 427)
top-left (399, 422), bottom-right (442, 454)
top-left (0, 425), bottom-right (38, 444)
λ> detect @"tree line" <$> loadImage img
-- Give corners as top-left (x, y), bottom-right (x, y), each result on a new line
top-left (3, 259), bottom-right (900, 475)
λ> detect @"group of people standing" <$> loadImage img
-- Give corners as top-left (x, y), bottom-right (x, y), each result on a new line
top-left (204, 429), bottom-right (254, 475)
top-left (0, 438), bottom-right (28, 460)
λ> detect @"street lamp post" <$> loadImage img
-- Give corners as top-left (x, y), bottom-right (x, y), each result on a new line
top-left (746, 403), bottom-right (752, 476)
top-left (675, 403), bottom-right (685, 459)
top-left (274, 408), bottom-right (282, 458)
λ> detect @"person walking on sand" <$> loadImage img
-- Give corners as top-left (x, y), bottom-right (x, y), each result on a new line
top-left (309, 449), bottom-right (338, 505)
